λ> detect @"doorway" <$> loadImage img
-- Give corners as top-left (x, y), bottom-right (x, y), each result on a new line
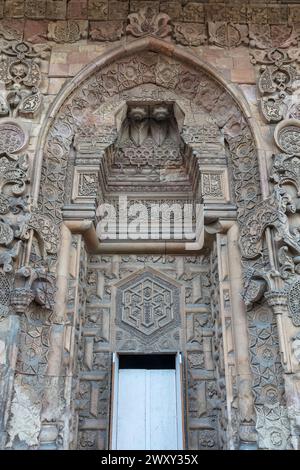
top-left (111, 354), bottom-right (183, 450)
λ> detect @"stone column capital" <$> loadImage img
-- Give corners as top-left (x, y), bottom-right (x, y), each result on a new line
top-left (264, 290), bottom-right (288, 315)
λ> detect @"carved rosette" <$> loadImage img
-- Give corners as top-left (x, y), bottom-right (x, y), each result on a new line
top-left (274, 119), bottom-right (300, 156)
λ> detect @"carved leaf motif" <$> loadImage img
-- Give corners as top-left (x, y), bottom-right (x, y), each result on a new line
top-left (259, 66), bottom-right (276, 94)
top-left (19, 90), bottom-right (42, 117)
top-left (260, 96), bottom-right (285, 123)
top-left (173, 23), bottom-right (207, 47)
top-left (151, 120), bottom-right (168, 146)
top-left (22, 61), bottom-right (41, 88)
top-left (127, 7), bottom-right (171, 38)
top-left (130, 120), bottom-right (149, 147)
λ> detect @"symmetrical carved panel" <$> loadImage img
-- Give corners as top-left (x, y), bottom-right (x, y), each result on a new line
top-left (251, 48), bottom-right (300, 123)
top-left (0, 41), bottom-right (49, 119)
top-left (116, 270), bottom-right (179, 337)
top-left (76, 252), bottom-right (226, 449)
top-left (114, 268), bottom-right (182, 352)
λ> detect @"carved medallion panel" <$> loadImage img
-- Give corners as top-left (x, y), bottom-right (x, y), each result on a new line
top-left (115, 269), bottom-right (180, 337)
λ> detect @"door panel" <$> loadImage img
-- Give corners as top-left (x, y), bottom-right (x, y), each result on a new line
top-left (115, 368), bottom-right (179, 450)
top-left (149, 369), bottom-right (177, 450)
top-left (117, 369), bottom-right (146, 450)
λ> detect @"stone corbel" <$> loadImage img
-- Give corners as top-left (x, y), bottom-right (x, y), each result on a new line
top-left (10, 266), bottom-right (56, 317)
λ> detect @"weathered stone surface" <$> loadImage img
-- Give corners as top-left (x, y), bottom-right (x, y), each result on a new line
top-left (0, 0), bottom-right (299, 452)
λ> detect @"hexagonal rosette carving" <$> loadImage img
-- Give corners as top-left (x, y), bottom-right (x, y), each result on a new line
top-left (115, 268), bottom-right (181, 337)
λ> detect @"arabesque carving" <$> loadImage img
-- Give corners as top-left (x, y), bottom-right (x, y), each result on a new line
top-left (240, 185), bottom-right (300, 260)
top-left (251, 48), bottom-right (300, 123)
top-left (0, 41), bottom-right (49, 118)
top-left (127, 7), bottom-right (171, 39)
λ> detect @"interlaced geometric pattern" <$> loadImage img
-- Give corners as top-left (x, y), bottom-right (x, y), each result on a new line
top-left (118, 271), bottom-right (179, 336)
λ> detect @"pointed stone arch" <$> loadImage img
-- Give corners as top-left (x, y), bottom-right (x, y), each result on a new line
top-left (33, 36), bottom-right (265, 244)
top-left (17, 37), bottom-right (281, 451)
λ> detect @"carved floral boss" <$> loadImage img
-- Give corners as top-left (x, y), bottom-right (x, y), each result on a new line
top-left (116, 270), bottom-right (180, 336)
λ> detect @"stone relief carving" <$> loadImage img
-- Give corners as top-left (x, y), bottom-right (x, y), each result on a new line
top-left (249, 25), bottom-right (299, 50)
top-left (0, 20), bottom-right (24, 42)
top-left (115, 268), bottom-right (181, 350)
top-left (0, 3), bottom-right (299, 451)
top-left (287, 280), bottom-right (300, 327)
top-left (126, 7), bottom-right (171, 39)
top-left (3, 32), bottom-right (293, 448)
top-left (33, 50), bottom-right (265, 448)
top-left (0, 41), bottom-right (49, 119)
top-left (47, 21), bottom-right (88, 43)
top-left (173, 23), bottom-right (207, 47)
top-left (81, 252), bottom-right (227, 449)
top-left (0, 121), bottom-right (28, 154)
top-left (201, 172), bottom-right (224, 200)
top-left (39, 51), bottom-right (261, 242)
top-left (251, 48), bottom-right (300, 123)
top-left (208, 23), bottom-right (249, 48)
top-left (240, 185), bottom-right (300, 260)
top-left (10, 266), bottom-right (56, 316)
top-left (248, 305), bottom-right (292, 450)
top-left (89, 21), bottom-right (124, 42)
top-left (274, 119), bottom-right (300, 156)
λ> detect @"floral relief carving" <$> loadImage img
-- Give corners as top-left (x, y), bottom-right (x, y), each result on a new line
top-left (126, 7), bottom-right (171, 39)
top-left (271, 152), bottom-right (300, 195)
top-left (208, 23), bottom-right (249, 48)
top-left (39, 51), bottom-right (262, 257)
top-left (251, 48), bottom-right (300, 123)
top-left (0, 20), bottom-right (24, 41)
top-left (247, 305), bottom-right (291, 450)
top-left (173, 23), bottom-right (207, 46)
top-left (47, 20), bottom-right (88, 43)
top-left (240, 186), bottom-right (300, 260)
top-left (0, 121), bottom-right (28, 155)
top-left (274, 120), bottom-right (300, 156)
top-left (0, 41), bottom-right (49, 119)
top-left (11, 266), bottom-right (57, 316)
top-left (287, 280), bottom-right (300, 327)
top-left (249, 25), bottom-right (299, 50)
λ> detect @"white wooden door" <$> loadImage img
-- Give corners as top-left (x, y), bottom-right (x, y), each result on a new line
top-left (114, 367), bottom-right (181, 450)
